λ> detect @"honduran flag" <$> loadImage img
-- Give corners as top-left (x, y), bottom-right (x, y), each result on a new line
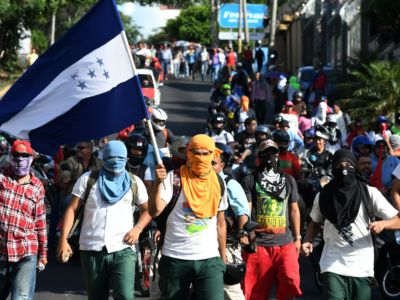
top-left (0, 0), bottom-right (148, 155)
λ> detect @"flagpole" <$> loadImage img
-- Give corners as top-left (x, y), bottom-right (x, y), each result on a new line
top-left (120, 30), bottom-right (166, 190)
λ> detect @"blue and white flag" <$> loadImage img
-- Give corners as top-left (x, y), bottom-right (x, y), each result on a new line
top-left (0, 0), bottom-right (148, 155)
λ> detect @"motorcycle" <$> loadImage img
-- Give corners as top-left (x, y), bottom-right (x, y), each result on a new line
top-left (134, 208), bottom-right (156, 297)
top-left (375, 235), bottom-right (400, 299)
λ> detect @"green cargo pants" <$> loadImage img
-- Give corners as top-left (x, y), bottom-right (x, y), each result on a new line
top-left (322, 272), bottom-right (373, 300)
top-left (80, 247), bottom-right (137, 300)
top-left (158, 255), bottom-right (226, 300)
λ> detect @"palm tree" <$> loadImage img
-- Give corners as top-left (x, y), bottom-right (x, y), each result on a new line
top-left (340, 61), bottom-right (400, 124)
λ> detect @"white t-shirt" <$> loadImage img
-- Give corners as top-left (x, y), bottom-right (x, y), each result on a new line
top-left (310, 186), bottom-right (398, 277)
top-left (72, 171), bottom-right (148, 253)
top-left (161, 179), bottom-right (229, 260)
top-left (207, 130), bottom-right (234, 145)
top-left (393, 163), bottom-right (400, 179)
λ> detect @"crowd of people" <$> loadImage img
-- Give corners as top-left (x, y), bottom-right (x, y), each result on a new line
top-left (131, 41), bottom-right (265, 84)
top-left (1, 44), bottom-right (400, 300)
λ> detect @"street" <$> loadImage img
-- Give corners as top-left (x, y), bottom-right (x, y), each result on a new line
top-left (32, 78), bottom-right (380, 300)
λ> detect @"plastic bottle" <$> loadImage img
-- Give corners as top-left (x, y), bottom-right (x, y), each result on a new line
top-left (37, 262), bottom-right (45, 272)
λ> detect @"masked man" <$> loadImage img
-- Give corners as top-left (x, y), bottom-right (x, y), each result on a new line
top-left (302, 149), bottom-right (400, 300)
top-left (0, 140), bottom-right (47, 300)
top-left (149, 134), bottom-right (228, 300)
top-left (58, 140), bottom-right (151, 300)
top-left (241, 139), bottom-right (302, 300)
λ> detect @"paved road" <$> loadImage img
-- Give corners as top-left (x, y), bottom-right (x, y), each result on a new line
top-left (32, 78), bottom-right (380, 299)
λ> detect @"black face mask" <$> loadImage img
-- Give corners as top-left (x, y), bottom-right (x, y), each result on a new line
top-left (259, 153), bottom-right (279, 170)
top-left (128, 155), bottom-right (145, 167)
top-left (214, 127), bottom-right (223, 135)
top-left (332, 166), bottom-right (356, 186)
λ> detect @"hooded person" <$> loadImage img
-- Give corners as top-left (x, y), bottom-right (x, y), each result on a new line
top-left (57, 140), bottom-right (152, 300)
top-left (149, 134), bottom-right (229, 300)
top-left (241, 139), bottom-right (302, 300)
top-left (302, 148), bottom-right (400, 300)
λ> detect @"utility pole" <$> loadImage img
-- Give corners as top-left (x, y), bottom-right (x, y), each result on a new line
top-left (211, 0), bottom-right (219, 47)
top-left (269, 0), bottom-right (277, 48)
top-left (50, 10), bottom-right (56, 45)
top-left (243, 0), bottom-right (249, 44)
top-left (238, 0), bottom-right (243, 53)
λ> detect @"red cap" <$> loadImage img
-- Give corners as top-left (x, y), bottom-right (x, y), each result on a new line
top-left (285, 101), bottom-right (294, 107)
top-left (11, 140), bottom-right (33, 155)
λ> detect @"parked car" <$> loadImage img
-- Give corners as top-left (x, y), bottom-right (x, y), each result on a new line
top-left (137, 68), bottom-right (161, 106)
top-left (297, 65), bottom-right (336, 97)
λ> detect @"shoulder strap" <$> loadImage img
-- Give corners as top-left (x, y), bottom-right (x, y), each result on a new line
top-left (224, 132), bottom-right (229, 144)
top-left (83, 170), bottom-right (100, 205)
top-left (217, 174), bottom-right (225, 198)
top-left (67, 170), bottom-right (100, 239)
top-left (361, 184), bottom-right (375, 223)
top-left (127, 172), bottom-right (138, 203)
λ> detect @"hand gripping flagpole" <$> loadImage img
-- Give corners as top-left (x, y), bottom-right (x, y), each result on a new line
top-left (120, 30), bottom-right (165, 189)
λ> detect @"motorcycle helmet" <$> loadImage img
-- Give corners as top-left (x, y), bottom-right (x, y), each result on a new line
top-left (151, 107), bottom-right (168, 131)
top-left (351, 135), bottom-right (373, 157)
top-left (211, 113), bottom-right (226, 134)
top-left (314, 125), bottom-right (330, 141)
top-left (0, 135), bottom-right (9, 155)
top-left (272, 114), bottom-right (283, 125)
top-left (272, 130), bottom-right (290, 151)
top-left (255, 125), bottom-right (271, 145)
top-left (294, 90), bottom-right (304, 100)
top-left (171, 136), bottom-right (190, 160)
top-left (215, 142), bottom-right (234, 167)
top-left (125, 134), bottom-right (148, 166)
top-left (224, 263), bottom-right (246, 285)
top-left (325, 114), bottom-right (337, 125)
top-left (221, 83), bottom-right (231, 96)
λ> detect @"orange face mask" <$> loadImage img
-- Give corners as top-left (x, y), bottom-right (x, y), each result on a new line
top-left (241, 96), bottom-right (250, 112)
top-left (181, 134), bottom-right (222, 218)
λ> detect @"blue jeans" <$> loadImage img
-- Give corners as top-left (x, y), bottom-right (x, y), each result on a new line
top-left (0, 255), bottom-right (37, 300)
top-left (212, 65), bottom-right (220, 82)
top-left (201, 62), bottom-right (208, 81)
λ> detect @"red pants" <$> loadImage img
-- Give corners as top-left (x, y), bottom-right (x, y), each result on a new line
top-left (242, 243), bottom-right (302, 300)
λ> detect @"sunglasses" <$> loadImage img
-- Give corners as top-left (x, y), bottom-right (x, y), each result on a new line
top-left (12, 152), bottom-right (31, 158)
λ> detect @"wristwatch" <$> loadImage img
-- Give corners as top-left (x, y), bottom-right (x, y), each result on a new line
top-left (294, 235), bottom-right (302, 241)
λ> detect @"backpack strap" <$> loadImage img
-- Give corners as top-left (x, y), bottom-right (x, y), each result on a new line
top-left (361, 184), bottom-right (375, 223)
top-left (67, 170), bottom-right (100, 239)
top-left (127, 172), bottom-right (138, 205)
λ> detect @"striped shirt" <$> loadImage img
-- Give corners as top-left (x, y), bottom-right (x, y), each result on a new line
top-left (0, 169), bottom-right (47, 262)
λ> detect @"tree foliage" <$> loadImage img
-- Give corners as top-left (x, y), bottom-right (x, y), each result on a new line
top-left (149, 4), bottom-right (211, 45)
top-left (340, 61), bottom-right (400, 124)
top-left (0, 0), bottom-right (141, 70)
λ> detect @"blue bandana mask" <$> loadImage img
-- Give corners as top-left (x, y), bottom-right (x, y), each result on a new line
top-left (103, 157), bottom-right (127, 175)
top-left (99, 140), bottom-right (131, 204)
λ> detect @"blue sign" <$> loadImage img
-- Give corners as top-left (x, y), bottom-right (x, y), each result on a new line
top-left (219, 4), bottom-right (268, 29)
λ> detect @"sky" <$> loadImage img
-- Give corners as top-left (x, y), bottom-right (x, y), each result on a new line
top-left (119, 2), bottom-right (180, 39)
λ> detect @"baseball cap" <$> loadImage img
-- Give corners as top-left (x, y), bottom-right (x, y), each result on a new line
top-left (259, 139), bottom-right (279, 152)
top-left (285, 101), bottom-right (294, 107)
top-left (11, 140), bottom-right (33, 155)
